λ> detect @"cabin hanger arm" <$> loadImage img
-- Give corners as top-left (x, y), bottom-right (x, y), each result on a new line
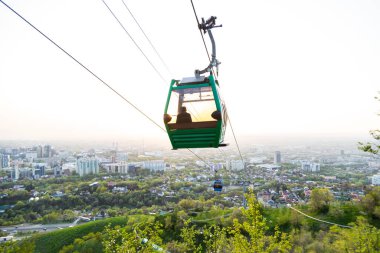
top-left (195, 16), bottom-right (222, 78)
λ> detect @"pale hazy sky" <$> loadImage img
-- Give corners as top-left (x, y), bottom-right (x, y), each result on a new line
top-left (0, 0), bottom-right (379, 144)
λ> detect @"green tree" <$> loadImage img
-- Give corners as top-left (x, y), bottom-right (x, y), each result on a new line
top-left (359, 130), bottom-right (380, 154)
top-left (102, 222), bottom-right (163, 253)
top-left (178, 199), bottom-right (195, 211)
top-left (178, 221), bottom-right (202, 253)
top-left (203, 224), bottom-right (229, 253)
top-left (361, 186), bottom-right (380, 218)
top-left (325, 217), bottom-right (380, 252)
top-left (0, 240), bottom-right (35, 253)
top-left (359, 93), bottom-right (380, 154)
top-left (229, 191), bottom-right (292, 253)
top-left (59, 232), bottom-right (103, 253)
top-left (309, 188), bottom-right (333, 213)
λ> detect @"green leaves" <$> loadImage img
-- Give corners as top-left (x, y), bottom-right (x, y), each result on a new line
top-left (325, 217), bottom-right (380, 253)
top-left (359, 93), bottom-right (380, 155)
top-left (229, 191), bottom-right (292, 253)
top-left (309, 188), bottom-right (334, 213)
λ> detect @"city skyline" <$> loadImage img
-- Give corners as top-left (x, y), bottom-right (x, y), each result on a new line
top-left (0, 0), bottom-right (379, 143)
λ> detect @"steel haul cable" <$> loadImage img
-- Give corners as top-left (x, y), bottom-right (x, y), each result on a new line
top-left (287, 205), bottom-right (352, 229)
top-left (190, 0), bottom-right (211, 65)
top-left (121, 0), bottom-right (172, 77)
top-left (101, 0), bottom-right (167, 83)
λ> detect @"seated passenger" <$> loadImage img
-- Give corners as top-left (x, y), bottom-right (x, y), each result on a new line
top-left (176, 106), bottom-right (192, 123)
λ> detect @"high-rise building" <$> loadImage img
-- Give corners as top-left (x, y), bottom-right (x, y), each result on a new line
top-left (274, 151), bottom-right (281, 164)
top-left (11, 167), bottom-right (20, 180)
top-left (37, 146), bottom-right (43, 158)
top-left (301, 161), bottom-right (320, 172)
top-left (77, 157), bottom-right (99, 177)
top-left (0, 154), bottom-right (10, 169)
top-left (43, 145), bottom-right (52, 158)
top-left (0, 154), bottom-right (4, 169)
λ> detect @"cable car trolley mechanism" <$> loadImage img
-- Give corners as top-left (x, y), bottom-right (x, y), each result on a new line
top-left (164, 16), bottom-right (228, 149)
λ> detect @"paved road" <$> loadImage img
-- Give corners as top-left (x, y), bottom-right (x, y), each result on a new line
top-left (0, 216), bottom-right (95, 234)
top-left (0, 222), bottom-right (76, 234)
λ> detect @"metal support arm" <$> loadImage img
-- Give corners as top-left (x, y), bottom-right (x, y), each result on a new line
top-left (195, 16), bottom-right (222, 78)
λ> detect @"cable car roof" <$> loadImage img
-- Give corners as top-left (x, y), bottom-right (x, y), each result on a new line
top-left (180, 76), bottom-right (208, 85)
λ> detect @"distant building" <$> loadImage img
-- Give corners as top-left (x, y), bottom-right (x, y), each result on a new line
top-left (53, 166), bottom-right (62, 177)
top-left (210, 163), bottom-right (224, 172)
top-left (12, 167), bottom-right (33, 180)
top-left (33, 164), bottom-right (45, 178)
top-left (103, 162), bottom-right (128, 174)
top-left (274, 151), bottom-right (281, 164)
top-left (25, 152), bottom-right (38, 162)
top-left (77, 157), bottom-right (99, 176)
top-left (43, 145), bottom-right (52, 158)
top-left (257, 164), bottom-right (281, 170)
top-left (372, 175), bottom-right (380, 185)
top-left (0, 154), bottom-right (10, 169)
top-left (11, 167), bottom-right (19, 180)
top-left (227, 160), bottom-right (245, 171)
top-left (37, 146), bottom-right (43, 158)
top-left (143, 160), bottom-right (165, 172)
top-left (301, 161), bottom-right (320, 172)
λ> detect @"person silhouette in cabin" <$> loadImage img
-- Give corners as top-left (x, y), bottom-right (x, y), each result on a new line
top-left (176, 106), bottom-right (192, 123)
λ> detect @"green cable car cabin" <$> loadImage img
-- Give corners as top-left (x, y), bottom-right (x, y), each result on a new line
top-left (164, 16), bottom-right (228, 149)
top-left (164, 16), bottom-right (227, 149)
top-left (164, 75), bottom-right (228, 149)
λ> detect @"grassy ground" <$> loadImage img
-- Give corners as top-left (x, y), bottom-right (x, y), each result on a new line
top-left (32, 217), bottom-right (129, 253)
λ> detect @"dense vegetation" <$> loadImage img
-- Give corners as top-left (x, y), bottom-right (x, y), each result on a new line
top-left (2, 189), bottom-right (380, 252)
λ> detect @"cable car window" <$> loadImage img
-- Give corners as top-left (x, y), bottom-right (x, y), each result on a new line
top-left (167, 86), bottom-right (217, 123)
top-left (176, 86), bottom-right (217, 123)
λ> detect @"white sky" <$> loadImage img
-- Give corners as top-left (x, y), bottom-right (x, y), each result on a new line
top-left (0, 0), bottom-right (379, 145)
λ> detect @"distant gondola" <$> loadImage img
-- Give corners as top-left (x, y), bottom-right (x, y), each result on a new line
top-left (213, 179), bottom-right (223, 192)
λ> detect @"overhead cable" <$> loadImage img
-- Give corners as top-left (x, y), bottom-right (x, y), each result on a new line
top-left (288, 205), bottom-right (352, 229)
top-left (121, 0), bottom-right (172, 76)
top-left (101, 0), bottom-right (167, 83)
